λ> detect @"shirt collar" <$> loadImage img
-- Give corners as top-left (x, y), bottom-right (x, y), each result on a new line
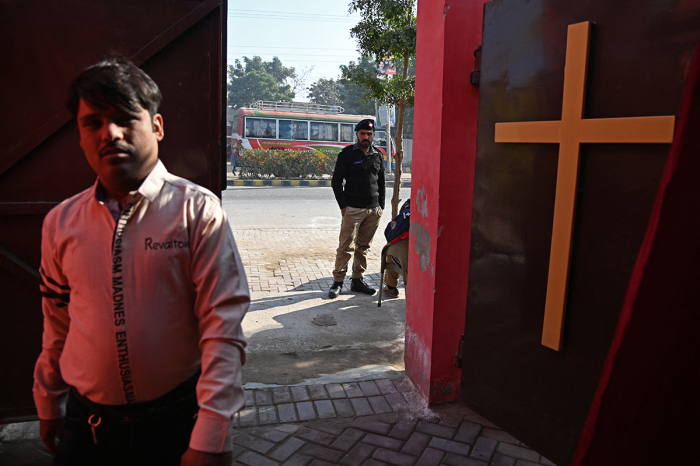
top-left (92, 159), bottom-right (167, 205)
top-left (352, 142), bottom-right (378, 155)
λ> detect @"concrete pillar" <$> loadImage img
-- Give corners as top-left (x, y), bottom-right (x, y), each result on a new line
top-left (406, 0), bottom-right (487, 403)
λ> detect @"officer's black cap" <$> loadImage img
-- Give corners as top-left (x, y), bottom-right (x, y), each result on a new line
top-left (354, 119), bottom-right (375, 132)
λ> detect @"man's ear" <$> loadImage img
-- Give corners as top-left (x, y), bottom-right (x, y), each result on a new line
top-left (153, 114), bottom-right (164, 141)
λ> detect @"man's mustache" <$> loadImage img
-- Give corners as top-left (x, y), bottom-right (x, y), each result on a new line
top-left (100, 142), bottom-right (133, 156)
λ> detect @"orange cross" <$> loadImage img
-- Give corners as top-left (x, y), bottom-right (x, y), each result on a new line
top-left (495, 21), bottom-right (675, 351)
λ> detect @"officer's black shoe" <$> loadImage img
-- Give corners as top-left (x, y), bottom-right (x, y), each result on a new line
top-left (329, 281), bottom-right (343, 299)
top-left (351, 278), bottom-right (376, 295)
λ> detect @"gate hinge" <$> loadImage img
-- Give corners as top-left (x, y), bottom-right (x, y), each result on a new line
top-left (470, 45), bottom-right (482, 86)
top-left (454, 334), bottom-right (465, 368)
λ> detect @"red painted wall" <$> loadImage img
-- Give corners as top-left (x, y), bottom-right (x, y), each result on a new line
top-left (407, 0), bottom-right (487, 402)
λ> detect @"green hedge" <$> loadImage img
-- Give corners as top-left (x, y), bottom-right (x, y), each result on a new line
top-left (236, 149), bottom-right (338, 179)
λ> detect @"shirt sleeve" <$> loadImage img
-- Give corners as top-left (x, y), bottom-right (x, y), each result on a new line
top-left (33, 213), bottom-right (72, 420)
top-left (332, 149), bottom-right (349, 209)
top-left (378, 153), bottom-right (386, 208)
top-left (188, 197), bottom-right (250, 453)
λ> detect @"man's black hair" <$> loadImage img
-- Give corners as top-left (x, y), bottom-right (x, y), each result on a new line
top-left (67, 57), bottom-right (162, 118)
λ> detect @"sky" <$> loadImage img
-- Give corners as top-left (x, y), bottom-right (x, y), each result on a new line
top-left (227, 0), bottom-right (364, 101)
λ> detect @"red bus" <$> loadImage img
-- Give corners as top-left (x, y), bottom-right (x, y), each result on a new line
top-left (230, 100), bottom-right (395, 170)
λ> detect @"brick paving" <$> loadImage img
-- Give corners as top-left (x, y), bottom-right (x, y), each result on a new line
top-left (233, 228), bottom-right (391, 296)
top-left (226, 374), bottom-right (557, 466)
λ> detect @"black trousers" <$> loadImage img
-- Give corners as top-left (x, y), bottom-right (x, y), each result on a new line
top-left (54, 375), bottom-right (199, 466)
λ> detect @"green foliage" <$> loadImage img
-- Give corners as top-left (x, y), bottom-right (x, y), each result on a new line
top-left (237, 149), bottom-right (338, 179)
top-left (338, 57), bottom-right (381, 116)
top-left (227, 56), bottom-right (296, 109)
top-left (307, 78), bottom-right (343, 107)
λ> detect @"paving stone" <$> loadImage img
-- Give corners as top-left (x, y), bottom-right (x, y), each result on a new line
top-left (491, 453), bottom-right (517, 466)
top-left (367, 396), bottom-right (393, 414)
top-left (442, 453), bottom-right (488, 466)
top-left (313, 418), bottom-right (353, 435)
top-left (281, 453), bottom-right (313, 466)
top-left (278, 403), bottom-right (298, 423)
top-left (515, 460), bottom-right (542, 466)
top-left (400, 431), bottom-right (431, 456)
top-left (239, 407), bottom-right (259, 427)
top-left (237, 450), bottom-right (281, 466)
top-left (259, 405), bottom-right (280, 425)
top-left (267, 437), bottom-right (306, 462)
top-left (230, 444), bottom-right (247, 459)
top-left (276, 424), bottom-right (302, 434)
top-left (388, 419), bottom-right (417, 440)
top-left (428, 437), bottom-right (471, 456)
top-left (333, 399), bottom-right (356, 417)
top-left (341, 382), bottom-right (365, 398)
top-left (340, 441), bottom-right (376, 466)
top-left (326, 383), bottom-right (347, 399)
top-left (273, 387), bottom-right (293, 404)
top-left (297, 402), bottom-right (317, 421)
top-left (416, 421), bottom-right (456, 439)
top-left (375, 379), bottom-right (399, 395)
top-left (470, 436), bottom-right (497, 461)
top-left (359, 381), bottom-right (382, 396)
top-left (234, 433), bottom-right (275, 454)
top-left (299, 443), bottom-right (344, 463)
top-left (481, 428), bottom-right (519, 445)
top-left (291, 386), bottom-right (310, 402)
top-left (314, 400), bottom-right (337, 419)
top-left (454, 422), bottom-right (481, 445)
top-left (295, 427), bottom-right (336, 446)
top-left (438, 415), bottom-right (463, 429)
top-left (384, 393), bottom-right (407, 410)
top-left (392, 377), bottom-right (414, 393)
top-left (269, 437), bottom-right (307, 462)
top-left (250, 427), bottom-right (289, 442)
top-left (364, 459), bottom-right (388, 466)
top-left (245, 390), bottom-right (256, 406)
top-left (351, 419), bottom-right (392, 435)
top-left (331, 427), bottom-right (365, 451)
top-left (256, 390), bottom-right (274, 406)
top-left (309, 460), bottom-right (336, 466)
top-left (415, 447), bottom-right (445, 466)
top-left (349, 397), bottom-right (374, 416)
top-left (540, 456), bottom-right (557, 465)
top-left (361, 433), bottom-right (404, 451)
top-left (309, 385), bottom-right (329, 400)
top-left (373, 447), bottom-right (417, 466)
top-left (495, 444), bottom-right (540, 462)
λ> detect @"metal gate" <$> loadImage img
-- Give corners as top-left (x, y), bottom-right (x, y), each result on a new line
top-left (0, 0), bottom-right (227, 422)
top-left (462, 0), bottom-right (700, 463)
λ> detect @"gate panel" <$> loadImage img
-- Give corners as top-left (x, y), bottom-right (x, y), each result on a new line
top-left (0, 0), bottom-right (226, 421)
top-left (463, 0), bottom-right (700, 463)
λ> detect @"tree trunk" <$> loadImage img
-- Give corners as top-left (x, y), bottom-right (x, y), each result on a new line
top-left (390, 53), bottom-right (410, 218)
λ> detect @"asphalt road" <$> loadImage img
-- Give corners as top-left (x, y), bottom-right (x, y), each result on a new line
top-left (222, 185), bottom-right (412, 228)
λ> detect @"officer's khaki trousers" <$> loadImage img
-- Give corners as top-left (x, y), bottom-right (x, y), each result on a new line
top-left (332, 206), bottom-right (383, 282)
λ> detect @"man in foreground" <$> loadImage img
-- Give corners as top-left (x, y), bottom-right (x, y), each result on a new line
top-left (329, 119), bottom-right (385, 298)
top-left (33, 58), bottom-right (249, 465)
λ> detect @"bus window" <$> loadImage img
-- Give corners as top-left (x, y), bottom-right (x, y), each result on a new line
top-left (310, 122), bottom-right (339, 142)
top-left (279, 120), bottom-right (308, 140)
top-left (246, 118), bottom-right (277, 138)
top-left (340, 124), bottom-right (353, 143)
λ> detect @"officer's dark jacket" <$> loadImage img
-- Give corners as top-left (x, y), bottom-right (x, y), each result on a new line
top-left (331, 143), bottom-right (385, 209)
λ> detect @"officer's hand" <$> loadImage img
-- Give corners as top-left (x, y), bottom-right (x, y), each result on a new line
top-left (341, 207), bottom-right (347, 217)
top-left (181, 448), bottom-right (233, 466)
top-left (39, 418), bottom-right (62, 455)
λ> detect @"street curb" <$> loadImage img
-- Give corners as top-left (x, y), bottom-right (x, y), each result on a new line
top-left (227, 179), bottom-right (411, 188)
